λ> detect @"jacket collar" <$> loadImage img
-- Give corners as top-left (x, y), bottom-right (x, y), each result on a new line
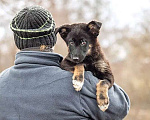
top-left (15, 51), bottom-right (63, 67)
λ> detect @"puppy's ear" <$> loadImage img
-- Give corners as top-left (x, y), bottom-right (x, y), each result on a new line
top-left (55, 25), bottom-right (71, 39)
top-left (87, 21), bottom-right (102, 37)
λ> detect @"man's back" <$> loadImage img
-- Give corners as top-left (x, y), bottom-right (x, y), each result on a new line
top-left (0, 51), bottom-right (129, 120)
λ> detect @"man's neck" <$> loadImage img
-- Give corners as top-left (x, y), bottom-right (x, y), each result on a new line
top-left (21, 45), bottom-right (54, 52)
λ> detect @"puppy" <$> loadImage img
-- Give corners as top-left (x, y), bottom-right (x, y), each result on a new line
top-left (55, 21), bottom-right (114, 111)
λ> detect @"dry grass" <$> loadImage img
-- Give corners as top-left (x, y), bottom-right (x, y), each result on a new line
top-left (125, 108), bottom-right (150, 120)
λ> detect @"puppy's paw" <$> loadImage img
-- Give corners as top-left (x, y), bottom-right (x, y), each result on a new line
top-left (97, 95), bottom-right (109, 112)
top-left (72, 80), bottom-right (84, 91)
top-left (96, 80), bottom-right (109, 112)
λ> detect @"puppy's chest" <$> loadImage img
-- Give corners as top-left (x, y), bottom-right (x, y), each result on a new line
top-left (83, 56), bottom-right (96, 70)
top-left (83, 54), bottom-right (100, 64)
top-left (83, 55), bottom-right (105, 72)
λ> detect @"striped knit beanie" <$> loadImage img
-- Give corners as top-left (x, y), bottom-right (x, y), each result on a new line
top-left (10, 6), bottom-right (56, 50)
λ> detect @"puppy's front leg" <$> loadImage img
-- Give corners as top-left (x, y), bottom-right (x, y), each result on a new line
top-left (72, 64), bottom-right (84, 91)
top-left (91, 60), bottom-right (114, 111)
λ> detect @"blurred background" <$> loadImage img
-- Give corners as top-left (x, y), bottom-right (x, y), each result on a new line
top-left (0, 0), bottom-right (150, 119)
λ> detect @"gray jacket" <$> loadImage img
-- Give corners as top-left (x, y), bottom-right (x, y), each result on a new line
top-left (0, 51), bottom-right (130, 120)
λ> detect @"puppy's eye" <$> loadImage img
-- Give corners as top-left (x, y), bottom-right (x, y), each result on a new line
top-left (69, 41), bottom-right (74, 46)
top-left (81, 41), bottom-right (86, 46)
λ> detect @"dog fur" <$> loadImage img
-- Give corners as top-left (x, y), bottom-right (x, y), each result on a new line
top-left (55, 21), bottom-right (114, 111)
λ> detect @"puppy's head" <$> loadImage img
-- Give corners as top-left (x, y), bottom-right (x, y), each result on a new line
top-left (55, 21), bottom-right (102, 63)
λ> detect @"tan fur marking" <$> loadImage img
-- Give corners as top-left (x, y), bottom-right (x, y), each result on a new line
top-left (88, 24), bottom-right (93, 29)
top-left (61, 28), bottom-right (66, 33)
top-left (87, 44), bottom-right (92, 55)
top-left (89, 44), bottom-right (92, 48)
top-left (88, 24), bottom-right (96, 30)
top-left (73, 64), bottom-right (84, 81)
top-left (87, 48), bottom-right (91, 55)
top-left (94, 60), bottom-right (108, 73)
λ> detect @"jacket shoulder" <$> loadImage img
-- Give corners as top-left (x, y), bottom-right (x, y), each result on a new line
top-left (0, 68), bottom-right (10, 78)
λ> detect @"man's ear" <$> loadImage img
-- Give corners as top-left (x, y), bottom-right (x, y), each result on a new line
top-left (55, 25), bottom-right (71, 39)
top-left (87, 21), bottom-right (102, 37)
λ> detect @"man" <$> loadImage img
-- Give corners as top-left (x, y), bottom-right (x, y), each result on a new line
top-left (0, 6), bottom-right (130, 120)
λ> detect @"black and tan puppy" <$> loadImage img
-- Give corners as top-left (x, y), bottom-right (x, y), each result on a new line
top-left (55, 21), bottom-right (114, 111)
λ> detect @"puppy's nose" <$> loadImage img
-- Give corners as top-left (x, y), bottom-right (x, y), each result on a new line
top-left (73, 57), bottom-right (79, 61)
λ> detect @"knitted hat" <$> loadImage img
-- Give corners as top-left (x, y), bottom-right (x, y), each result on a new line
top-left (10, 6), bottom-right (56, 50)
